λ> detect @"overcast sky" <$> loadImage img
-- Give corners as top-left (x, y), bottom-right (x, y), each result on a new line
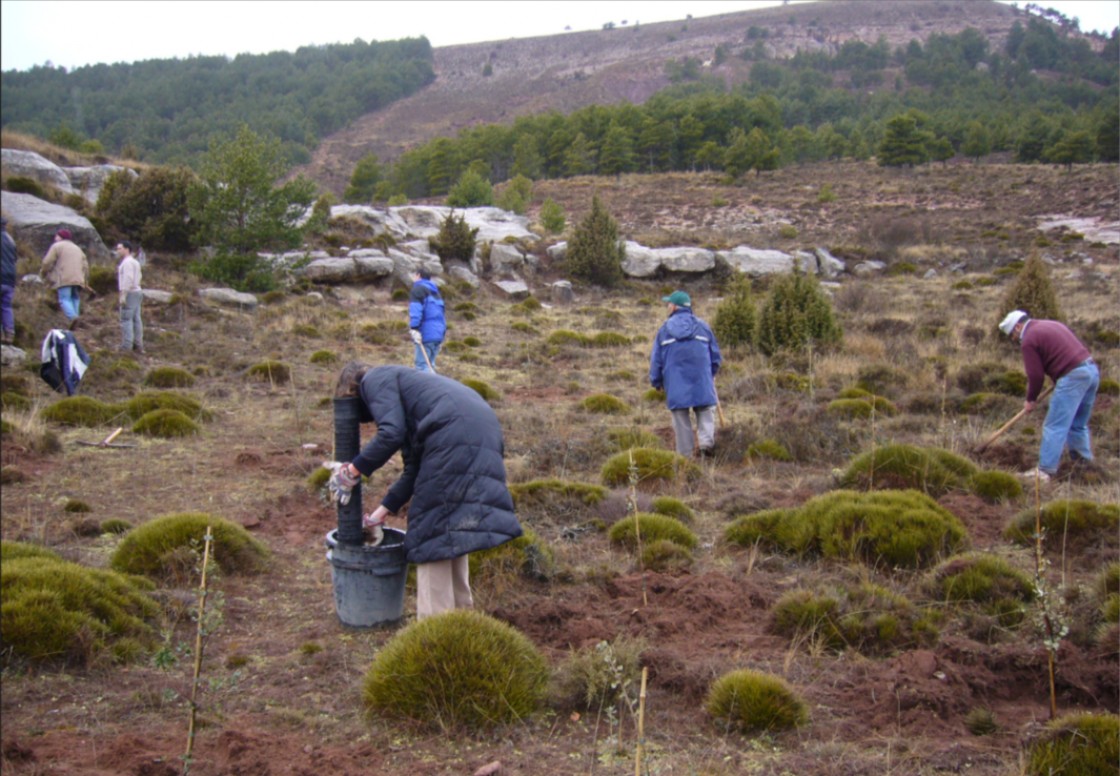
top-left (1, 0), bottom-right (1115, 72)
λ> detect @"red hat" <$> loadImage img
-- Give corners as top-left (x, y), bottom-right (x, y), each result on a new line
top-left (56, 229), bottom-right (72, 240)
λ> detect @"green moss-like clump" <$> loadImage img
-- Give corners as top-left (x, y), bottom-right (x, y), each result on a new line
top-left (927, 554), bottom-right (1035, 629)
top-left (100, 519), bottom-right (133, 535)
top-left (839, 443), bottom-right (978, 496)
top-left (607, 427), bottom-right (661, 451)
top-left (142, 366), bottom-right (195, 388)
top-left (608, 513), bottom-right (697, 551)
top-left (706, 669), bottom-right (808, 734)
top-left (307, 466), bottom-right (331, 493)
top-left (590, 331), bottom-right (630, 347)
top-left (1025, 713), bottom-right (1119, 776)
top-left (547, 329), bottom-right (589, 347)
top-left (110, 512), bottom-right (270, 582)
top-left (725, 489), bottom-right (967, 570)
top-left (771, 583), bottom-right (937, 655)
top-left (650, 496), bottom-right (695, 524)
top-left (967, 470), bottom-right (1023, 503)
top-left (309, 349), bottom-right (338, 365)
top-left (581, 393), bottom-right (630, 414)
top-left (460, 378), bottom-right (500, 403)
top-left (363, 609), bottom-right (548, 732)
top-left (1, 540), bottom-right (62, 562)
top-left (641, 539), bottom-right (694, 572)
top-left (469, 526), bottom-right (555, 582)
top-left (246, 360), bottom-right (291, 384)
top-left (601, 447), bottom-right (700, 488)
top-left (1005, 500), bottom-right (1119, 553)
top-left (132, 409), bottom-right (200, 438)
top-left (124, 391), bottom-right (210, 421)
top-left (40, 396), bottom-right (120, 427)
top-left (508, 479), bottom-right (607, 522)
top-left (1, 555), bottom-right (158, 666)
top-left (745, 438), bottom-right (792, 463)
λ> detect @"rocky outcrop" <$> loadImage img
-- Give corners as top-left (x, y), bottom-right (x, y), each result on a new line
top-left (0, 191), bottom-right (112, 261)
top-left (198, 288), bottom-right (258, 310)
top-left (66, 165), bottom-right (135, 206)
top-left (1, 149), bottom-right (73, 194)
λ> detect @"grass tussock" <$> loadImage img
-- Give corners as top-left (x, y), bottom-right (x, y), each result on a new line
top-left (706, 669), bottom-right (809, 734)
top-left (362, 609), bottom-right (548, 732)
top-left (1, 555), bottom-right (159, 667)
top-left (926, 554), bottom-right (1035, 632)
top-left (131, 409), bottom-right (200, 437)
top-left (109, 512), bottom-right (270, 583)
top-left (550, 635), bottom-right (646, 710)
top-left (608, 512), bottom-right (697, 552)
top-left (1024, 712), bottom-right (1120, 776)
top-left (725, 489), bottom-right (967, 570)
top-left (1005, 500), bottom-right (1119, 554)
top-left (39, 397), bottom-right (121, 427)
top-left (246, 360), bottom-right (292, 384)
top-left (469, 526), bottom-right (556, 583)
top-left (142, 366), bottom-right (195, 389)
top-left (581, 393), bottom-right (630, 414)
top-left (838, 443), bottom-right (978, 496)
top-left (601, 447), bottom-right (700, 488)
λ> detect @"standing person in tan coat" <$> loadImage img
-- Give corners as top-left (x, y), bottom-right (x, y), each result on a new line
top-left (40, 229), bottom-right (88, 328)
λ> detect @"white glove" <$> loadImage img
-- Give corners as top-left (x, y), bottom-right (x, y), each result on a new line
top-left (363, 512), bottom-right (385, 546)
top-left (323, 461), bottom-right (360, 506)
top-left (410, 329), bottom-right (423, 345)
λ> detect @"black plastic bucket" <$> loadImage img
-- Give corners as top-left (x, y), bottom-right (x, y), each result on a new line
top-left (325, 527), bottom-right (408, 628)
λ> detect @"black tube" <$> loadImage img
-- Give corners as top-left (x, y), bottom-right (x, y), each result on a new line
top-left (333, 396), bottom-right (364, 545)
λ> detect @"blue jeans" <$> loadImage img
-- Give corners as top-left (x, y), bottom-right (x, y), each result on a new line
top-left (1039, 360), bottom-right (1099, 473)
top-left (0, 284), bottom-right (13, 334)
top-left (414, 341), bottom-right (441, 372)
top-left (57, 286), bottom-right (81, 320)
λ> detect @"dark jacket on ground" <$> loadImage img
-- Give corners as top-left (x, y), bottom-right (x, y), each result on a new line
top-left (351, 365), bottom-right (521, 564)
top-left (408, 279), bottom-right (446, 344)
top-left (1019, 319), bottom-right (1092, 401)
top-left (649, 308), bottom-right (722, 410)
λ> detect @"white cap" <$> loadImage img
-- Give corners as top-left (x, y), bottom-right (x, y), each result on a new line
top-left (999, 310), bottom-right (1028, 335)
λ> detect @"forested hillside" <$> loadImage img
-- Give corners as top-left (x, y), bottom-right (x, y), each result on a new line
top-left (0, 37), bottom-right (434, 166)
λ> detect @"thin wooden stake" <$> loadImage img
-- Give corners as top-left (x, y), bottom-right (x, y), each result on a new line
top-left (184, 527), bottom-right (213, 774)
top-left (634, 667), bottom-right (648, 776)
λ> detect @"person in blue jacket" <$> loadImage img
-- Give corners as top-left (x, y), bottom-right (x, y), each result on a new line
top-left (331, 362), bottom-right (522, 619)
top-left (649, 290), bottom-right (722, 458)
top-left (408, 269), bottom-right (446, 372)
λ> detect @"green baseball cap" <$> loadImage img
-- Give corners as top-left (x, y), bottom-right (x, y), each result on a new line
top-left (662, 291), bottom-right (691, 307)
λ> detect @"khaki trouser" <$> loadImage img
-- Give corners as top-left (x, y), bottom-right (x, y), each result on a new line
top-left (416, 555), bottom-right (472, 619)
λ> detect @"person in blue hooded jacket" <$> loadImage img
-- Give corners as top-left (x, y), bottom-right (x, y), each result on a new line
top-left (649, 290), bottom-right (722, 458)
top-left (332, 362), bottom-right (523, 619)
top-left (408, 269), bottom-right (446, 372)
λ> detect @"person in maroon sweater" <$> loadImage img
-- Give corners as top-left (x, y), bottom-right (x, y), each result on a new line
top-left (999, 310), bottom-right (1099, 482)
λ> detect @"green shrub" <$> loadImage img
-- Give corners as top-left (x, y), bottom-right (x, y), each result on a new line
top-left (566, 196), bottom-right (625, 288)
top-left (307, 466), bottom-right (331, 493)
top-left (745, 438), bottom-right (792, 463)
top-left (725, 490), bottom-right (967, 570)
top-left (4, 176), bottom-right (47, 198)
top-left (132, 409), bottom-right (200, 438)
top-left (706, 669), bottom-right (808, 734)
top-left (460, 378), bottom-right (500, 403)
top-left (601, 448), bottom-right (700, 488)
top-left (643, 387), bottom-right (666, 403)
top-left (1, 541), bottom-right (62, 562)
top-left (998, 254), bottom-right (1063, 331)
top-left (1, 556), bottom-right (158, 667)
top-left (40, 396), bottom-right (120, 427)
top-left (581, 393), bottom-right (630, 414)
top-left (547, 329), bottom-right (589, 347)
top-left (429, 210), bottom-right (478, 262)
top-left (650, 496), bottom-right (695, 524)
top-left (87, 265), bottom-right (117, 296)
top-left (839, 443), bottom-right (978, 496)
top-left (539, 198), bottom-right (566, 234)
top-left (964, 707), bottom-right (999, 736)
top-left (110, 512), bottom-right (270, 581)
top-left (608, 513), bottom-right (697, 551)
top-left (246, 360), bottom-right (291, 384)
top-left (551, 636), bottom-right (645, 711)
top-left (362, 609), bottom-right (548, 732)
top-left (713, 274), bottom-right (758, 348)
top-left (757, 272), bottom-right (842, 356)
top-left (967, 471), bottom-right (1023, 503)
top-left (827, 398), bottom-right (875, 419)
top-left (124, 391), bottom-right (208, 421)
top-left (63, 498), bottom-right (92, 513)
top-left (589, 331), bottom-right (630, 347)
top-left (1024, 713), bottom-right (1119, 776)
top-left (641, 539), bottom-right (693, 572)
top-left (310, 350), bottom-right (338, 365)
top-left (772, 583), bottom-right (937, 655)
top-left (470, 526), bottom-right (555, 583)
top-left (927, 554), bottom-right (1035, 628)
top-left (508, 479), bottom-right (607, 518)
top-left (607, 427), bottom-right (661, 451)
top-left (1005, 500), bottom-right (1118, 553)
top-left (143, 366), bottom-right (195, 389)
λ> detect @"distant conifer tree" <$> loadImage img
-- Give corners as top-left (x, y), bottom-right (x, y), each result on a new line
top-left (998, 253), bottom-right (1063, 331)
top-left (713, 274), bottom-right (758, 348)
top-left (757, 272), bottom-right (842, 356)
top-left (566, 196), bottom-right (625, 287)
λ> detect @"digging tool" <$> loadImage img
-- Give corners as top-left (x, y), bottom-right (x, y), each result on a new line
top-left (417, 342), bottom-right (436, 373)
top-left (973, 385), bottom-right (1053, 453)
top-left (75, 426), bottom-right (137, 448)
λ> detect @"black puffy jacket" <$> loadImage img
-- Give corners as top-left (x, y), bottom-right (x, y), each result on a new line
top-left (352, 366), bottom-right (521, 564)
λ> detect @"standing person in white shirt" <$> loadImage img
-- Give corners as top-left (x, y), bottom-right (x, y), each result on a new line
top-left (115, 241), bottom-right (144, 354)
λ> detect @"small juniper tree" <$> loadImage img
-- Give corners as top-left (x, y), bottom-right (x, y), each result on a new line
top-left (539, 198), bottom-right (566, 234)
top-left (713, 274), bottom-right (758, 348)
top-left (566, 196), bottom-right (625, 287)
top-left (446, 167), bottom-right (493, 207)
top-left (495, 174), bottom-right (533, 214)
top-left (998, 253), bottom-right (1063, 329)
top-left (429, 210), bottom-right (478, 263)
top-left (757, 272), bottom-right (842, 356)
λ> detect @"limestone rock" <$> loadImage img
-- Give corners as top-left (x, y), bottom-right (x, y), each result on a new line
top-left (1, 149), bottom-right (73, 194)
top-left (141, 289), bottom-right (174, 304)
top-left (198, 287), bottom-right (258, 310)
top-left (550, 280), bottom-right (574, 304)
top-left (0, 344), bottom-right (27, 367)
top-left (446, 263), bottom-right (480, 288)
top-left (492, 278), bottom-right (530, 298)
top-left (718, 246), bottom-right (795, 276)
top-left (0, 191), bottom-right (112, 261)
top-left (852, 260), bottom-right (887, 277)
top-left (66, 165), bottom-right (135, 206)
top-left (621, 241), bottom-right (660, 278)
top-left (657, 246), bottom-right (715, 274)
top-left (489, 242), bottom-right (525, 274)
